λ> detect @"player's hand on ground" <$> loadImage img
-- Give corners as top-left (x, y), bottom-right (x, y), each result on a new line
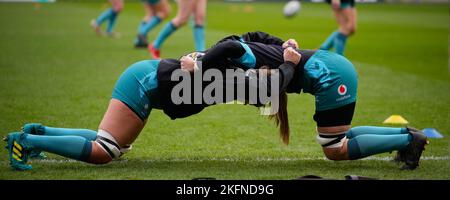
top-left (282, 39), bottom-right (299, 49)
top-left (283, 47), bottom-right (301, 65)
top-left (180, 56), bottom-right (196, 73)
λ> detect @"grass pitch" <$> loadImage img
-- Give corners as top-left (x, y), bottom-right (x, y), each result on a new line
top-left (0, 2), bottom-right (449, 179)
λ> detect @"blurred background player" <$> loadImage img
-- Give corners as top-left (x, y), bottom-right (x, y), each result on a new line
top-left (148, 0), bottom-right (207, 59)
top-left (134, 0), bottom-right (171, 48)
top-left (319, 0), bottom-right (357, 55)
top-left (90, 0), bottom-right (124, 37)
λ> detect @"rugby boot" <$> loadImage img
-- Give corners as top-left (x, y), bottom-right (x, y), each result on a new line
top-left (4, 132), bottom-right (32, 170)
top-left (400, 127), bottom-right (429, 170)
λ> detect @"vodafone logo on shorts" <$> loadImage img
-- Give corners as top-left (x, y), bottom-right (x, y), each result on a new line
top-left (337, 84), bottom-right (347, 95)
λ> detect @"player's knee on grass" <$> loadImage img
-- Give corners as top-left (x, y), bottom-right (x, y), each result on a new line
top-left (316, 130), bottom-right (350, 161)
top-left (89, 142), bottom-right (113, 164)
top-left (322, 145), bottom-right (349, 161)
top-left (90, 129), bottom-right (132, 164)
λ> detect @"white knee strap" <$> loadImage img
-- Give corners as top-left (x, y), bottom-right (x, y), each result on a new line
top-left (316, 132), bottom-right (347, 148)
top-left (95, 129), bottom-right (132, 159)
top-left (120, 144), bottom-right (132, 154)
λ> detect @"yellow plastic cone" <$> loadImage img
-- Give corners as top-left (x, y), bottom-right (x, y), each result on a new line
top-left (383, 115), bottom-right (409, 124)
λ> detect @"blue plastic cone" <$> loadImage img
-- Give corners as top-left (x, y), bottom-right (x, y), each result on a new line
top-left (422, 128), bottom-right (444, 139)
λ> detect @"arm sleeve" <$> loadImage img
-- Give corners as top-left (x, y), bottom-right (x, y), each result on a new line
top-left (277, 61), bottom-right (296, 92)
top-left (241, 61), bottom-right (296, 105)
top-left (240, 31), bottom-right (285, 46)
top-left (258, 61), bottom-right (296, 94)
top-left (200, 40), bottom-right (246, 70)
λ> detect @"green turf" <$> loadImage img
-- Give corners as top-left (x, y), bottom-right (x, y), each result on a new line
top-left (0, 2), bottom-right (448, 180)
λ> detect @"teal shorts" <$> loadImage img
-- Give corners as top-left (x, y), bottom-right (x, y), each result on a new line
top-left (142, 0), bottom-right (160, 5)
top-left (302, 50), bottom-right (358, 111)
top-left (112, 60), bottom-right (160, 121)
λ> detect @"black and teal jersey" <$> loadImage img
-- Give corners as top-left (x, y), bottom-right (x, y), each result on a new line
top-left (236, 34), bottom-right (358, 111)
top-left (156, 57), bottom-right (296, 120)
top-left (206, 31), bottom-right (315, 70)
top-left (112, 31), bottom-right (358, 121)
top-left (199, 32), bottom-right (358, 111)
top-left (200, 31), bottom-right (316, 94)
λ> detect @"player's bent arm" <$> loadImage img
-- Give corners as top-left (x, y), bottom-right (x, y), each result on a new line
top-left (253, 45), bottom-right (300, 93)
top-left (278, 61), bottom-right (296, 91)
top-left (201, 40), bottom-right (246, 69)
top-left (276, 47), bottom-right (301, 91)
top-left (240, 31), bottom-right (285, 46)
top-left (180, 41), bottom-right (246, 72)
top-left (243, 61), bottom-right (296, 105)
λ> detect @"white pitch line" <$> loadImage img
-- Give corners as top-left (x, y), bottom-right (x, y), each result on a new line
top-left (362, 156), bottom-right (450, 161)
top-left (2, 156), bottom-right (448, 164)
top-left (118, 156), bottom-right (450, 162)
